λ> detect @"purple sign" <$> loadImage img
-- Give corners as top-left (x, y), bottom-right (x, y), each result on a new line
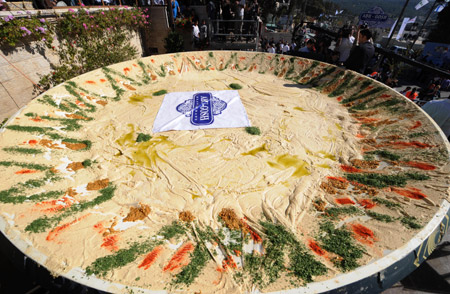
top-left (359, 7), bottom-right (393, 29)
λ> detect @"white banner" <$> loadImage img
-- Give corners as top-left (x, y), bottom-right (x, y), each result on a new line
top-left (415, 0), bottom-right (429, 10)
top-left (396, 17), bottom-right (410, 40)
top-left (153, 90), bottom-right (251, 133)
top-left (388, 19), bottom-right (398, 38)
top-left (408, 16), bottom-right (417, 23)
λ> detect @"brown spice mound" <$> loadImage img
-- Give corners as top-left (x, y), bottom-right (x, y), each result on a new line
top-left (50, 167), bottom-right (58, 174)
top-left (352, 184), bottom-right (378, 196)
top-left (96, 100), bottom-right (108, 106)
top-left (351, 159), bottom-right (380, 169)
top-left (323, 81), bottom-right (342, 94)
top-left (63, 142), bottom-right (87, 150)
top-left (219, 208), bottom-right (241, 230)
top-left (313, 200), bottom-right (327, 212)
top-left (343, 102), bottom-right (354, 107)
top-left (328, 178), bottom-right (349, 189)
top-left (320, 181), bottom-right (337, 194)
top-left (123, 84), bottom-right (136, 91)
top-left (179, 211), bottom-right (195, 222)
top-left (67, 188), bottom-right (78, 197)
top-left (65, 114), bottom-right (89, 120)
top-left (123, 204), bottom-right (151, 222)
top-left (87, 179), bottom-right (109, 191)
top-left (67, 162), bottom-right (84, 171)
top-left (39, 139), bottom-right (62, 149)
top-left (103, 220), bottom-right (119, 236)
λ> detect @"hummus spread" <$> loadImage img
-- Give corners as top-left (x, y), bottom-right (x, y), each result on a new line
top-left (0, 51), bottom-right (449, 294)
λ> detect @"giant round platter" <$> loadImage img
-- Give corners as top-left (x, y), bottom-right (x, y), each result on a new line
top-left (0, 51), bottom-right (449, 294)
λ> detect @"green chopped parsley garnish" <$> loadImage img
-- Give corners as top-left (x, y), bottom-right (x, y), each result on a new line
top-left (245, 126), bottom-right (261, 135)
top-left (366, 150), bottom-right (400, 161)
top-left (229, 83), bottom-right (243, 90)
top-left (318, 221), bottom-right (365, 271)
top-left (136, 133), bottom-right (152, 143)
top-left (366, 211), bottom-right (394, 223)
top-left (345, 172), bottom-right (429, 188)
top-left (401, 216), bottom-right (422, 229)
top-left (153, 90), bottom-right (167, 96)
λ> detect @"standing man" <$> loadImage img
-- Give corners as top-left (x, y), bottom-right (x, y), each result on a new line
top-left (299, 39), bottom-right (315, 53)
top-left (206, 0), bottom-right (217, 33)
top-left (234, 1), bottom-right (244, 40)
top-left (344, 28), bottom-right (375, 74)
top-left (222, 0), bottom-right (233, 34)
top-left (172, 0), bottom-right (180, 20)
top-left (193, 20), bottom-right (200, 48)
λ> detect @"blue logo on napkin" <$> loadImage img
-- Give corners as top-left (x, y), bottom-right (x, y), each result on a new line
top-left (176, 93), bottom-right (227, 126)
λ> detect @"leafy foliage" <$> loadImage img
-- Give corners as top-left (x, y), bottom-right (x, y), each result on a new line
top-left (37, 8), bottom-right (149, 90)
top-left (0, 14), bottom-right (53, 47)
top-left (164, 30), bottom-right (184, 53)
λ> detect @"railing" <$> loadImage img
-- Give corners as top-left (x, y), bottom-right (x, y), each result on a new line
top-left (209, 19), bottom-right (260, 51)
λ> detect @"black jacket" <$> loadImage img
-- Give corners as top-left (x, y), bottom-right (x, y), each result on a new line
top-left (344, 41), bottom-right (375, 74)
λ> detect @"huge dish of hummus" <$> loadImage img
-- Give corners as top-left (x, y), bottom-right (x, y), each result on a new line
top-left (0, 51), bottom-right (449, 294)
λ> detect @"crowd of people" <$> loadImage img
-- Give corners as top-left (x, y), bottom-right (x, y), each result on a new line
top-left (261, 24), bottom-right (376, 76)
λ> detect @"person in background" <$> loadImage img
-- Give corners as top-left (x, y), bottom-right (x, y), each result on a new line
top-left (406, 87), bottom-right (418, 100)
top-left (222, 0), bottom-right (233, 34)
top-left (282, 42), bottom-right (290, 54)
top-left (290, 42), bottom-right (296, 51)
top-left (344, 28), bottom-right (374, 74)
top-left (336, 28), bottom-right (354, 65)
top-left (441, 78), bottom-right (450, 91)
top-left (234, 1), bottom-right (244, 40)
top-left (419, 83), bottom-right (435, 100)
top-left (267, 43), bottom-right (276, 54)
top-left (245, 0), bottom-right (258, 41)
top-left (432, 85), bottom-right (441, 100)
top-left (200, 19), bottom-right (208, 49)
top-left (422, 97), bottom-right (450, 140)
top-left (192, 20), bottom-right (200, 48)
top-left (172, 0), bottom-right (180, 19)
top-left (299, 39), bottom-right (316, 53)
top-left (279, 41), bottom-right (285, 53)
top-left (206, 0), bottom-right (217, 21)
top-left (400, 86), bottom-right (411, 96)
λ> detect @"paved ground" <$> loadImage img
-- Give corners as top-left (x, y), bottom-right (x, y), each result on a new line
top-left (382, 231), bottom-right (450, 294)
